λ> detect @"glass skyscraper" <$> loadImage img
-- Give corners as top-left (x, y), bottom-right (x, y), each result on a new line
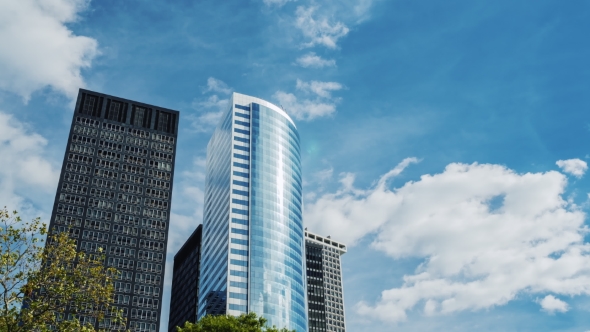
top-left (198, 93), bottom-right (307, 332)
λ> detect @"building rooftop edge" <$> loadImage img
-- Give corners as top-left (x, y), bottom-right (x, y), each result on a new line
top-left (173, 224), bottom-right (203, 262)
top-left (232, 92), bottom-right (296, 128)
top-left (79, 88), bottom-right (179, 114)
top-left (305, 229), bottom-right (347, 254)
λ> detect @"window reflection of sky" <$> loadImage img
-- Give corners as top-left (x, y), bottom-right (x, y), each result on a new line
top-left (249, 104), bottom-right (307, 332)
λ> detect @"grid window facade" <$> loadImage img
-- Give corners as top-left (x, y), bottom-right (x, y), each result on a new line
top-left (305, 231), bottom-right (347, 332)
top-left (47, 89), bottom-right (178, 332)
top-left (306, 244), bottom-right (326, 332)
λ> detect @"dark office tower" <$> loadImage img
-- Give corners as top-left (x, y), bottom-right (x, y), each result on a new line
top-left (48, 89), bottom-right (178, 332)
top-left (305, 230), bottom-right (347, 332)
top-left (168, 225), bottom-right (203, 332)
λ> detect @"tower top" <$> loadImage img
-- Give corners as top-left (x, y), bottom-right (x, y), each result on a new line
top-left (232, 92), bottom-right (296, 128)
top-left (305, 230), bottom-right (347, 254)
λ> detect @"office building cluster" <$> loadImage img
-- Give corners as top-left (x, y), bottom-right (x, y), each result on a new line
top-left (47, 90), bottom-right (347, 332)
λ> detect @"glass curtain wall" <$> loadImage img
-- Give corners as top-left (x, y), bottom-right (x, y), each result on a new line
top-left (198, 93), bottom-right (308, 332)
top-left (197, 105), bottom-right (233, 318)
top-left (249, 103), bottom-right (307, 332)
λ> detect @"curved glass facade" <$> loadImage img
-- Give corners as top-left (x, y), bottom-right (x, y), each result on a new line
top-left (249, 103), bottom-right (306, 332)
top-left (198, 93), bottom-right (307, 332)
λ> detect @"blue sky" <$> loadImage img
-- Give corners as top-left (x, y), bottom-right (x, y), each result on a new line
top-left (2, 0), bottom-right (590, 331)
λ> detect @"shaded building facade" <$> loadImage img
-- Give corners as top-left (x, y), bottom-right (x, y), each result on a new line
top-left (168, 225), bottom-right (203, 332)
top-left (48, 89), bottom-right (178, 332)
top-left (305, 230), bottom-right (347, 332)
top-left (197, 93), bottom-right (308, 331)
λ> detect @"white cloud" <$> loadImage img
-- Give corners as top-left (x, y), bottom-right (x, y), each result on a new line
top-left (304, 159), bottom-right (590, 322)
top-left (273, 79), bottom-right (343, 121)
top-left (295, 52), bottom-right (336, 68)
top-left (289, 0), bottom-right (380, 49)
top-left (0, 111), bottom-right (59, 217)
top-left (556, 159), bottom-right (587, 178)
top-left (295, 6), bottom-right (349, 49)
top-left (0, 0), bottom-right (98, 101)
top-left (203, 77), bottom-right (232, 95)
top-left (274, 91), bottom-right (335, 121)
top-left (304, 157), bottom-right (419, 245)
top-left (352, 0), bottom-right (377, 23)
top-left (190, 78), bottom-right (232, 132)
top-left (539, 295), bottom-right (569, 313)
top-left (189, 96), bottom-right (227, 132)
top-left (296, 79), bottom-right (343, 98)
top-left (314, 167), bottom-right (334, 182)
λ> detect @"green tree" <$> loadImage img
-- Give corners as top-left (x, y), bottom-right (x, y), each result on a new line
top-left (0, 208), bottom-right (125, 332)
top-left (176, 312), bottom-right (295, 332)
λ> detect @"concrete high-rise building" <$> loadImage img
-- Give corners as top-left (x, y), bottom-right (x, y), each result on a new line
top-left (197, 93), bottom-right (307, 331)
top-left (305, 231), bottom-right (347, 332)
top-left (48, 89), bottom-right (178, 332)
top-left (168, 225), bottom-right (203, 331)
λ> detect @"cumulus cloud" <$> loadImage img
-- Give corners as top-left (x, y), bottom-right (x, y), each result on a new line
top-left (0, 112), bottom-right (59, 217)
top-left (273, 79), bottom-right (343, 121)
top-left (296, 79), bottom-right (342, 98)
top-left (295, 52), bottom-right (336, 68)
top-left (295, 6), bottom-right (349, 49)
top-left (539, 295), bottom-right (569, 313)
top-left (314, 167), bottom-right (334, 183)
top-left (352, 0), bottom-right (377, 23)
top-left (556, 159), bottom-right (587, 178)
top-left (304, 157), bottom-right (419, 245)
top-left (304, 159), bottom-right (590, 322)
top-left (273, 91), bottom-right (335, 121)
top-left (190, 78), bottom-right (232, 132)
top-left (203, 77), bottom-right (232, 95)
top-left (0, 0), bottom-right (98, 101)
top-left (288, 0), bottom-right (380, 49)
top-left (190, 96), bottom-right (227, 132)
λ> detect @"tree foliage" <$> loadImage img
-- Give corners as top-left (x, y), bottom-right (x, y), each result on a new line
top-left (0, 208), bottom-right (124, 332)
top-left (176, 312), bottom-right (295, 332)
